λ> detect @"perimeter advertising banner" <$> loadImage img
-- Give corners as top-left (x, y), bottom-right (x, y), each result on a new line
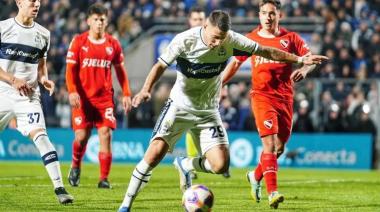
top-left (0, 129), bottom-right (373, 169)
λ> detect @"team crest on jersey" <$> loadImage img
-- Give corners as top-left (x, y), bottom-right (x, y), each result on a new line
top-left (280, 39), bottom-right (289, 48)
top-left (34, 32), bottom-right (42, 45)
top-left (218, 46), bottom-right (226, 57)
top-left (263, 119), bottom-right (273, 129)
top-left (106, 47), bottom-right (113, 55)
top-left (74, 117), bottom-right (82, 125)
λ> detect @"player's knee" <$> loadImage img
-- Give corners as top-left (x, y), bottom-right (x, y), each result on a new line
top-left (211, 161), bottom-right (229, 174)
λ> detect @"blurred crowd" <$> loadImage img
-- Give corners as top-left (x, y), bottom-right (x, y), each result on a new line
top-left (0, 0), bottom-right (379, 135)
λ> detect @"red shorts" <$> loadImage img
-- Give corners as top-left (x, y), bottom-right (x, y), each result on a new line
top-left (251, 94), bottom-right (293, 143)
top-left (71, 100), bottom-right (116, 130)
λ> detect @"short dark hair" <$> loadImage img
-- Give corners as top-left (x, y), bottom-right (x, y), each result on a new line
top-left (259, 0), bottom-right (281, 10)
top-left (208, 10), bottom-right (231, 32)
top-left (188, 6), bottom-right (205, 16)
top-left (87, 3), bottom-right (108, 17)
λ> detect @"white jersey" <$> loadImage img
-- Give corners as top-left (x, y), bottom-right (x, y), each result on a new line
top-left (158, 26), bottom-right (259, 111)
top-left (0, 18), bottom-right (50, 99)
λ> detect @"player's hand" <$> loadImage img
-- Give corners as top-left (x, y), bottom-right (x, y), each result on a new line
top-left (301, 55), bottom-right (329, 65)
top-left (290, 69), bottom-right (307, 83)
top-left (69, 92), bottom-right (81, 109)
top-left (12, 77), bottom-right (34, 96)
top-left (122, 96), bottom-right (132, 113)
top-left (132, 91), bottom-right (151, 108)
top-left (41, 77), bottom-right (55, 96)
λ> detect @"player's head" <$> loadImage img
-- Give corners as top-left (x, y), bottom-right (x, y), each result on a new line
top-left (188, 6), bottom-right (206, 28)
top-left (87, 3), bottom-right (108, 35)
top-left (258, 0), bottom-right (282, 32)
top-left (203, 10), bottom-right (231, 49)
top-left (15, 0), bottom-right (41, 19)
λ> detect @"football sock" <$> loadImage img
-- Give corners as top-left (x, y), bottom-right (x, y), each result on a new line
top-left (33, 131), bottom-right (64, 189)
top-left (121, 159), bottom-right (153, 208)
top-left (183, 157), bottom-right (214, 173)
top-left (261, 153), bottom-right (278, 194)
top-left (99, 152), bottom-right (112, 180)
top-left (254, 153), bottom-right (264, 181)
top-left (71, 140), bottom-right (87, 168)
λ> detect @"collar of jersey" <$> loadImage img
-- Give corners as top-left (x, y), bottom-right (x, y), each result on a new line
top-left (87, 36), bottom-right (106, 44)
top-left (199, 27), bottom-right (208, 47)
top-left (13, 18), bottom-right (35, 28)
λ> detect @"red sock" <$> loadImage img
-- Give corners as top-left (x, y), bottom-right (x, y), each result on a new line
top-left (261, 153), bottom-right (278, 194)
top-left (254, 153), bottom-right (264, 181)
top-left (99, 152), bottom-right (112, 180)
top-left (72, 141), bottom-right (87, 168)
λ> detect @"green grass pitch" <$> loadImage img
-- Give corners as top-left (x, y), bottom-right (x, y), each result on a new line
top-left (0, 162), bottom-right (379, 211)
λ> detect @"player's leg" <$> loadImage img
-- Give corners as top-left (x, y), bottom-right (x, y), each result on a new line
top-left (94, 104), bottom-right (116, 188)
top-left (119, 138), bottom-right (169, 211)
top-left (247, 96), bottom-right (279, 204)
top-left (69, 128), bottom-right (91, 186)
top-left (120, 99), bottom-right (186, 211)
top-left (69, 104), bottom-right (92, 186)
top-left (174, 113), bottom-right (229, 191)
top-left (185, 132), bottom-right (199, 179)
top-left (97, 126), bottom-right (113, 188)
top-left (14, 97), bottom-right (73, 204)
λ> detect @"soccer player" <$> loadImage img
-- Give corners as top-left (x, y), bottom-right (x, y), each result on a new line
top-left (118, 10), bottom-right (327, 211)
top-left (0, 0), bottom-right (73, 204)
top-left (222, 0), bottom-right (319, 209)
top-left (65, 3), bottom-right (132, 189)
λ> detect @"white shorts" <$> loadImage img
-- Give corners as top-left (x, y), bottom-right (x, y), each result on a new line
top-left (0, 92), bottom-right (46, 136)
top-left (151, 99), bottom-right (229, 154)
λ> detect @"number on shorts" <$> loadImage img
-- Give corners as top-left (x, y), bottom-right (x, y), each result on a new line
top-left (27, 112), bottom-right (40, 124)
top-left (209, 126), bottom-right (225, 138)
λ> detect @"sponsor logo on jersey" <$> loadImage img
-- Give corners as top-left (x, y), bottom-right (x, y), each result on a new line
top-left (81, 46), bottom-right (89, 52)
top-left (82, 58), bottom-right (112, 68)
top-left (4, 48), bottom-right (40, 59)
top-left (218, 46), bottom-right (226, 56)
top-left (106, 47), bottom-right (113, 55)
top-left (254, 56), bottom-right (281, 67)
top-left (280, 39), bottom-right (289, 48)
top-left (263, 119), bottom-right (273, 129)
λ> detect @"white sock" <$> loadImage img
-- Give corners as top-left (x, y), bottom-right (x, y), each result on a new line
top-left (33, 132), bottom-right (64, 189)
top-left (120, 159), bottom-right (153, 208)
top-left (183, 157), bottom-right (214, 173)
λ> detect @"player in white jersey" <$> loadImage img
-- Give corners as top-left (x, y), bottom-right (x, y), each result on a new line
top-left (118, 10), bottom-right (327, 211)
top-left (0, 0), bottom-right (73, 204)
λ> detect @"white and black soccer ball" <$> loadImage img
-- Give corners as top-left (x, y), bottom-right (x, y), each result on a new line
top-left (182, 184), bottom-right (214, 212)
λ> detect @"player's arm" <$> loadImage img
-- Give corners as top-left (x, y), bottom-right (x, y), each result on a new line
top-left (65, 36), bottom-right (81, 109)
top-left (290, 52), bottom-right (317, 82)
top-left (222, 56), bottom-right (248, 85)
top-left (114, 63), bottom-right (132, 113)
top-left (37, 58), bottom-right (55, 96)
top-left (254, 45), bottom-right (328, 65)
top-left (132, 62), bottom-right (167, 108)
top-left (0, 63), bottom-right (33, 96)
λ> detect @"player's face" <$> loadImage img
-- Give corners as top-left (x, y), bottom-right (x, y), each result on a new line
top-left (17, 0), bottom-right (41, 18)
top-left (188, 12), bottom-right (206, 28)
top-left (259, 3), bottom-right (281, 32)
top-left (87, 14), bottom-right (108, 35)
top-left (203, 21), bottom-right (227, 49)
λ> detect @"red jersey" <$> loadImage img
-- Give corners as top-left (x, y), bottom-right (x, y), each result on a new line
top-left (66, 32), bottom-right (126, 103)
top-left (236, 27), bottom-right (310, 101)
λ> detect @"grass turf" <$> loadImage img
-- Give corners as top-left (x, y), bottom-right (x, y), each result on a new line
top-left (0, 162), bottom-right (379, 211)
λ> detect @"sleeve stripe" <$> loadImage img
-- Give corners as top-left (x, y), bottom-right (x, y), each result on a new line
top-left (251, 43), bottom-right (259, 54)
top-left (66, 59), bottom-right (77, 64)
top-left (158, 57), bottom-right (170, 66)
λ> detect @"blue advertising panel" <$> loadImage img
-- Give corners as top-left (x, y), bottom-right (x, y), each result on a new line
top-left (0, 129), bottom-right (373, 169)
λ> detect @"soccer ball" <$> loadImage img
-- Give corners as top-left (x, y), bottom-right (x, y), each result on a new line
top-left (182, 184), bottom-right (214, 212)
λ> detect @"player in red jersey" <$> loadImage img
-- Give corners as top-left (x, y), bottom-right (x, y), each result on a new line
top-left (65, 3), bottom-right (132, 189)
top-left (223, 0), bottom-right (322, 209)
